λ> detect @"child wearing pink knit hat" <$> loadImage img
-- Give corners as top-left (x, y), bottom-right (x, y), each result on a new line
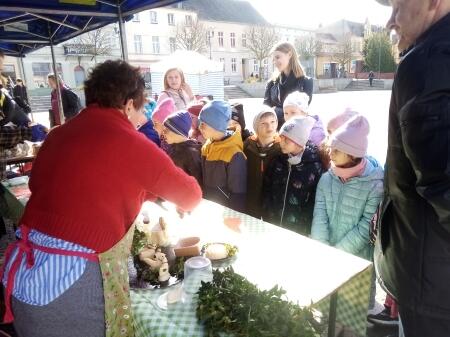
top-left (319, 108), bottom-right (359, 169)
top-left (151, 97), bottom-right (176, 153)
top-left (326, 108), bottom-right (359, 135)
top-left (311, 114), bottom-right (383, 311)
top-left (152, 97), bottom-right (176, 136)
top-left (313, 115), bottom-right (383, 251)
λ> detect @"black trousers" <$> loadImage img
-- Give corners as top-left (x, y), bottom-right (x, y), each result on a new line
top-left (400, 307), bottom-right (450, 337)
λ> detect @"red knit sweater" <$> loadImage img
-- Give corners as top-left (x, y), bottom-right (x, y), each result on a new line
top-left (21, 105), bottom-right (202, 253)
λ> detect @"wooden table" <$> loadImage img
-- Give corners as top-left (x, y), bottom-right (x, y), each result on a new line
top-left (5, 155), bottom-right (35, 175)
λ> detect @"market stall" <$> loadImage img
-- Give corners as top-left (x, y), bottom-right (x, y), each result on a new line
top-left (2, 178), bottom-right (372, 337)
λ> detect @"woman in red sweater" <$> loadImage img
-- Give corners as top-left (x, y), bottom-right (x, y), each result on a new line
top-left (1, 60), bottom-right (202, 337)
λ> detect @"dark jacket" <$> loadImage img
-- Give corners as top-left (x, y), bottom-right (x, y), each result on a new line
top-left (168, 139), bottom-right (203, 188)
top-left (12, 85), bottom-right (30, 113)
top-left (230, 102), bottom-right (253, 142)
top-left (0, 88), bottom-right (30, 127)
top-left (374, 13), bottom-right (450, 317)
top-left (263, 141), bottom-right (324, 235)
top-left (50, 86), bottom-right (81, 126)
top-left (138, 120), bottom-right (161, 147)
top-left (263, 71), bottom-right (313, 129)
top-left (244, 135), bottom-right (281, 219)
top-left (201, 131), bottom-right (247, 212)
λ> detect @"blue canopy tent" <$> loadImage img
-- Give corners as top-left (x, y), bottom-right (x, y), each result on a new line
top-left (0, 0), bottom-right (182, 123)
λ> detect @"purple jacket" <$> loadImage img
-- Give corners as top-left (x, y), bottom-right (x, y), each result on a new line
top-left (309, 115), bottom-right (326, 146)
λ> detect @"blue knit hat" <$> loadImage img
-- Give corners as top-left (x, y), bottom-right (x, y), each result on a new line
top-left (163, 110), bottom-right (192, 138)
top-left (198, 100), bottom-right (231, 133)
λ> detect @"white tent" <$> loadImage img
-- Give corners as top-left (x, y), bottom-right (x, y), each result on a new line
top-left (151, 50), bottom-right (224, 100)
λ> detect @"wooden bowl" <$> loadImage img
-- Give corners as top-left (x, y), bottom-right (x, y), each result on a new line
top-left (173, 237), bottom-right (201, 257)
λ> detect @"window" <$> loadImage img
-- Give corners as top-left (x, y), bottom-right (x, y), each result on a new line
top-left (169, 37), bottom-right (176, 53)
top-left (242, 34), bottom-right (246, 48)
top-left (218, 32), bottom-right (224, 47)
top-left (168, 13), bottom-right (175, 26)
top-left (185, 15), bottom-right (192, 26)
top-left (220, 58), bottom-right (225, 71)
top-left (323, 63), bottom-right (331, 76)
top-left (150, 11), bottom-right (158, 24)
top-left (152, 36), bottom-right (160, 54)
top-left (134, 35), bottom-right (142, 54)
top-left (132, 13), bottom-right (140, 22)
top-left (231, 58), bottom-right (237, 73)
top-left (253, 59), bottom-right (258, 72)
top-left (230, 33), bottom-right (236, 48)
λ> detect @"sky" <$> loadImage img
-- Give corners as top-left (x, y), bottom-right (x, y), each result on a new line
top-left (249, 0), bottom-right (392, 29)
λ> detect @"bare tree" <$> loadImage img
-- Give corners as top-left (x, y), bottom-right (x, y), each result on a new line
top-left (331, 33), bottom-right (354, 72)
top-left (246, 25), bottom-right (279, 80)
top-left (295, 35), bottom-right (322, 77)
top-left (71, 27), bottom-right (113, 64)
top-left (175, 18), bottom-right (208, 53)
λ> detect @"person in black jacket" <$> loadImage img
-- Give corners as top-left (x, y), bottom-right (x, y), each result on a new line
top-left (373, 0), bottom-right (450, 336)
top-left (263, 42), bottom-right (313, 130)
top-left (228, 102), bottom-right (252, 142)
top-left (263, 116), bottom-right (324, 235)
top-left (163, 110), bottom-right (202, 188)
top-left (48, 73), bottom-right (81, 126)
top-left (13, 78), bottom-right (31, 114)
top-left (0, 88), bottom-right (31, 127)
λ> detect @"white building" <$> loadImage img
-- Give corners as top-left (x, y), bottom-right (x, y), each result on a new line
top-left (179, 0), bottom-right (268, 83)
top-left (3, 24), bottom-right (122, 90)
top-left (125, 0), bottom-right (269, 84)
top-left (274, 23), bottom-right (316, 77)
top-left (125, 5), bottom-right (198, 84)
top-left (5, 0), bottom-right (271, 90)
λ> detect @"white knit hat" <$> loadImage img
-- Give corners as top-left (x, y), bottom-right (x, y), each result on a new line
top-left (279, 116), bottom-right (316, 147)
top-left (330, 115), bottom-right (370, 157)
top-left (283, 91), bottom-right (310, 112)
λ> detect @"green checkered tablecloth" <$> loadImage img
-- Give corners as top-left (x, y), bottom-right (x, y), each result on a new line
top-left (1, 179), bottom-right (29, 224)
top-left (1, 181), bottom-right (372, 337)
top-left (132, 201), bottom-right (373, 337)
top-left (131, 286), bottom-right (206, 337)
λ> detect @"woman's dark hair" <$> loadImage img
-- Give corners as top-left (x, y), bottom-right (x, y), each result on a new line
top-left (84, 60), bottom-right (145, 110)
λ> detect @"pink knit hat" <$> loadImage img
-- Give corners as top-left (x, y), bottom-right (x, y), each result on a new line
top-left (152, 98), bottom-right (176, 123)
top-left (330, 115), bottom-right (370, 158)
top-left (326, 108), bottom-right (359, 134)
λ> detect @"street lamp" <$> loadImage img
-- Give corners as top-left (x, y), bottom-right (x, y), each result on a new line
top-left (378, 27), bottom-right (382, 80)
top-left (207, 29), bottom-right (214, 60)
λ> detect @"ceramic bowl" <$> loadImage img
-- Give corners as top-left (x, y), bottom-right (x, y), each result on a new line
top-left (173, 237), bottom-right (201, 257)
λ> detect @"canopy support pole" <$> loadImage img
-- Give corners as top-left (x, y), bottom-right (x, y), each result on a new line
top-left (117, 1), bottom-right (128, 61)
top-left (19, 56), bottom-right (34, 122)
top-left (48, 23), bottom-right (65, 125)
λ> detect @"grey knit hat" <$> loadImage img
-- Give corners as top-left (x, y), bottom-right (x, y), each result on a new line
top-left (252, 106), bottom-right (278, 133)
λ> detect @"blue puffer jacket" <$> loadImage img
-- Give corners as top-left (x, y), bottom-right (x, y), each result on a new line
top-left (311, 157), bottom-right (384, 261)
